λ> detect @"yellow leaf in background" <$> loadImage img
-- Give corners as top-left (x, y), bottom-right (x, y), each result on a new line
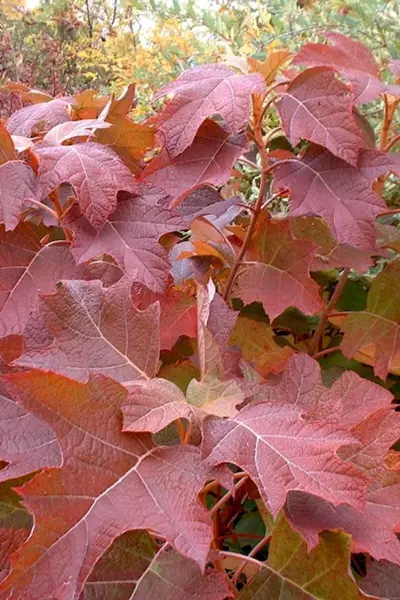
top-left (70, 89), bottom-right (110, 120)
top-left (94, 84), bottom-right (155, 172)
top-left (248, 48), bottom-right (292, 85)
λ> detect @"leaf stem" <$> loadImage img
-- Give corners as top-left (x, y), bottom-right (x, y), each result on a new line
top-left (309, 268), bottom-right (350, 355)
top-left (26, 198), bottom-right (59, 221)
top-left (223, 93), bottom-right (281, 302)
top-left (208, 476), bottom-right (248, 518)
top-left (313, 346), bottom-right (341, 360)
top-left (384, 133), bottom-right (400, 151)
top-left (218, 550), bottom-right (264, 569)
top-left (176, 418), bottom-right (187, 443)
top-left (231, 534), bottom-right (272, 585)
top-left (49, 190), bottom-right (73, 241)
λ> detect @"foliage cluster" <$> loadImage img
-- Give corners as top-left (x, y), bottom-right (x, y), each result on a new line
top-left (1, 0), bottom-right (399, 116)
top-left (0, 29), bottom-right (400, 600)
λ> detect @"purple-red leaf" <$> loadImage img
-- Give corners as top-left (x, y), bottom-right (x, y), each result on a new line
top-left (0, 224), bottom-right (88, 337)
top-left (0, 381), bottom-right (61, 482)
top-left (0, 162), bottom-right (38, 231)
top-left (232, 214), bottom-right (323, 320)
top-left (0, 372), bottom-right (224, 599)
top-left (67, 190), bottom-right (185, 296)
top-left (273, 146), bottom-right (393, 249)
top-left (202, 401), bottom-right (365, 516)
top-left (143, 120), bottom-right (247, 206)
top-left (154, 64), bottom-right (265, 156)
top-left (276, 67), bottom-right (364, 165)
top-left (293, 32), bottom-right (400, 103)
top-left (36, 142), bottom-right (136, 229)
top-left (6, 97), bottom-right (73, 137)
top-left (15, 278), bottom-right (160, 384)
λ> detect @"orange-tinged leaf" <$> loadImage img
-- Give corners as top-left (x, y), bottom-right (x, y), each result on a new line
top-left (238, 514), bottom-right (371, 599)
top-left (247, 48), bottom-right (292, 85)
top-left (95, 84), bottom-right (154, 171)
top-left (229, 316), bottom-right (293, 378)
top-left (186, 373), bottom-right (244, 417)
top-left (232, 214), bottom-right (323, 320)
top-left (291, 216), bottom-right (373, 272)
top-left (70, 89), bottom-right (109, 120)
top-left (0, 122), bottom-right (16, 166)
top-left (0, 372), bottom-right (227, 598)
top-left (15, 278), bottom-right (160, 384)
top-left (339, 260), bottom-right (400, 379)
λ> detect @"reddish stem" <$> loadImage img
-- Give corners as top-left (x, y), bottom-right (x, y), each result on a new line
top-left (26, 198), bottom-right (59, 221)
top-left (313, 346), bottom-right (341, 360)
top-left (232, 534), bottom-right (272, 585)
top-left (384, 133), bottom-right (400, 151)
top-left (209, 476), bottom-right (249, 518)
top-left (309, 268), bottom-right (350, 355)
top-left (48, 190), bottom-right (73, 241)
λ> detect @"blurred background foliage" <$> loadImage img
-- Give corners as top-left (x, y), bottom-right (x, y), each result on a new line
top-left (0, 0), bottom-right (399, 118)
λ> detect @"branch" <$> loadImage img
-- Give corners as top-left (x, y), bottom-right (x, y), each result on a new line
top-left (208, 476), bottom-right (248, 518)
top-left (308, 268), bottom-right (350, 355)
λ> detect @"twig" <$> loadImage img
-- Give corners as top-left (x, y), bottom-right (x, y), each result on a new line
top-left (309, 268), bottom-right (350, 355)
top-left (208, 476), bottom-right (249, 518)
top-left (238, 157), bottom-right (259, 170)
top-left (26, 198), bottom-right (59, 221)
top-left (384, 133), bottom-right (400, 151)
top-left (313, 346), bottom-right (341, 360)
top-left (232, 534), bottom-right (271, 585)
top-left (48, 190), bottom-right (73, 241)
top-left (218, 550), bottom-right (263, 569)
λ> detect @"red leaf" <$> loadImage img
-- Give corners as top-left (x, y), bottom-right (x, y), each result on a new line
top-left (0, 161), bottom-right (38, 231)
top-left (159, 289), bottom-right (197, 351)
top-left (261, 354), bottom-right (393, 427)
top-left (0, 372), bottom-right (224, 599)
top-left (15, 278), bottom-right (160, 385)
top-left (66, 189), bottom-right (185, 296)
top-left (130, 544), bottom-right (233, 600)
top-left (232, 215), bottom-right (322, 320)
top-left (273, 146), bottom-right (392, 249)
top-left (0, 224), bottom-right (88, 337)
top-left (6, 97), bottom-right (73, 137)
top-left (359, 560), bottom-right (400, 599)
top-left (286, 407), bottom-right (400, 565)
top-left (293, 32), bottom-right (400, 104)
top-left (276, 67), bottom-right (364, 165)
top-left (0, 381), bottom-right (61, 482)
top-left (202, 356), bottom-right (370, 516)
top-left (202, 402), bottom-right (365, 517)
top-left (175, 186), bottom-right (240, 225)
top-left (143, 120), bottom-right (248, 206)
top-left (290, 216), bottom-right (374, 273)
top-left (339, 260), bottom-right (400, 379)
top-left (154, 64), bottom-right (265, 156)
top-left (36, 143), bottom-right (136, 229)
